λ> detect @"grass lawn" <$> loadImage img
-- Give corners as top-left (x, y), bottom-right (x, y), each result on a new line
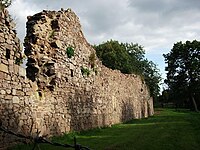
top-left (11, 109), bottom-right (200, 150)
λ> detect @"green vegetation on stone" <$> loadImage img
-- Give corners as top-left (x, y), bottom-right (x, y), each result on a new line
top-left (81, 66), bottom-right (90, 76)
top-left (15, 57), bottom-right (23, 65)
top-left (66, 46), bottom-right (74, 58)
top-left (49, 29), bottom-right (55, 39)
top-left (89, 51), bottom-right (96, 68)
top-left (11, 109), bottom-right (200, 150)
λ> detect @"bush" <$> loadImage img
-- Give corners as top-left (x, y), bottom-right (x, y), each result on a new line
top-left (66, 47), bottom-right (74, 58)
top-left (89, 52), bottom-right (96, 68)
top-left (15, 57), bottom-right (23, 65)
top-left (49, 29), bottom-right (55, 39)
top-left (81, 67), bottom-right (90, 76)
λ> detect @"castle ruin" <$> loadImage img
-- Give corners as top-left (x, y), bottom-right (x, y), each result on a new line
top-left (0, 8), bottom-right (154, 149)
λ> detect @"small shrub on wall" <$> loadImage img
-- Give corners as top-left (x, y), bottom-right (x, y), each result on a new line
top-left (15, 57), bottom-right (23, 65)
top-left (89, 52), bottom-right (96, 68)
top-left (81, 67), bottom-right (90, 76)
top-left (66, 47), bottom-right (74, 58)
top-left (49, 29), bottom-right (55, 39)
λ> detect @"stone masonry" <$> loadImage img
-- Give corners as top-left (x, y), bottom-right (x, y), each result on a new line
top-left (0, 8), bottom-right (154, 149)
top-left (0, 8), bottom-right (39, 148)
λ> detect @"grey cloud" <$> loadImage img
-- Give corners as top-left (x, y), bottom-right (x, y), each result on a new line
top-left (129, 0), bottom-right (200, 14)
top-left (125, 0), bottom-right (200, 49)
top-left (129, 0), bottom-right (168, 13)
top-left (128, 0), bottom-right (200, 27)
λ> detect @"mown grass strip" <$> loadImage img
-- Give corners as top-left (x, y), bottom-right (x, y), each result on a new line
top-left (11, 109), bottom-right (200, 150)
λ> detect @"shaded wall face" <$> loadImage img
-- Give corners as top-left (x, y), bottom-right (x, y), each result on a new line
top-left (0, 9), bottom-right (40, 148)
top-left (0, 8), bottom-right (154, 149)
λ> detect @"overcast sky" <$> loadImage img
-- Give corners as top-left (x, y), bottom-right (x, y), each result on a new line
top-left (8, 0), bottom-right (200, 87)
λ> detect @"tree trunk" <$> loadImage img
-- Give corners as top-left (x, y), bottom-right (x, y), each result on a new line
top-left (191, 94), bottom-right (199, 112)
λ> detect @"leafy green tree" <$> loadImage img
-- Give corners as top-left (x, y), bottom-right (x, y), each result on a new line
top-left (158, 90), bottom-right (170, 103)
top-left (142, 59), bottom-right (161, 98)
top-left (94, 40), bottom-right (161, 99)
top-left (94, 40), bottom-right (133, 74)
top-left (122, 43), bottom-right (145, 74)
top-left (164, 40), bottom-right (200, 111)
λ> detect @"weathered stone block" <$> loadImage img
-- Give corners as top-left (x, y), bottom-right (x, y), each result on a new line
top-left (0, 36), bottom-right (5, 43)
top-left (19, 66), bottom-right (26, 77)
top-left (0, 63), bottom-right (8, 73)
top-left (6, 74), bottom-right (11, 80)
top-left (6, 89), bottom-right (11, 94)
top-left (12, 96), bottom-right (19, 103)
top-left (0, 90), bottom-right (6, 95)
top-left (0, 32), bottom-right (4, 38)
top-left (1, 59), bottom-right (9, 65)
top-left (8, 64), bottom-right (14, 73)
top-left (8, 59), bottom-right (14, 65)
top-left (0, 71), bottom-right (5, 79)
top-left (21, 113), bottom-right (28, 120)
top-left (5, 95), bottom-right (13, 100)
top-left (14, 64), bottom-right (19, 74)
top-left (12, 89), bottom-right (16, 95)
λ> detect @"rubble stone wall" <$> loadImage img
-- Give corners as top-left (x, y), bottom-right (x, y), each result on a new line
top-left (0, 8), bottom-right (154, 149)
top-left (0, 9), bottom-right (39, 148)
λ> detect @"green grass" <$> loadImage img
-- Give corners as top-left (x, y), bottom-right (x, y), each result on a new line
top-left (11, 109), bottom-right (200, 150)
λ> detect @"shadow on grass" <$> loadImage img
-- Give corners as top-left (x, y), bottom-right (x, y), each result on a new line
top-left (11, 109), bottom-right (200, 150)
top-left (73, 109), bottom-right (200, 150)
top-left (124, 109), bottom-right (190, 124)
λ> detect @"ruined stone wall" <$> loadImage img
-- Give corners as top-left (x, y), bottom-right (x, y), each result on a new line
top-left (0, 8), bottom-right (154, 149)
top-left (24, 9), bottom-right (154, 132)
top-left (0, 9), bottom-right (40, 148)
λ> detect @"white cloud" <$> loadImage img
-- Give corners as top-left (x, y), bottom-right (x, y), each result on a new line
top-left (8, 0), bottom-right (40, 39)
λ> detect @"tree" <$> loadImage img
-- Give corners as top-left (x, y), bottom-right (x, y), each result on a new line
top-left (94, 40), bottom-right (133, 74)
top-left (158, 90), bottom-right (170, 103)
top-left (123, 43), bottom-right (145, 74)
top-left (142, 59), bottom-right (161, 99)
top-left (164, 40), bottom-right (200, 111)
top-left (94, 40), bottom-right (161, 99)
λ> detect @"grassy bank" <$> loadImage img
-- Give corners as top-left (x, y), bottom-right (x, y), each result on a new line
top-left (11, 109), bottom-right (200, 150)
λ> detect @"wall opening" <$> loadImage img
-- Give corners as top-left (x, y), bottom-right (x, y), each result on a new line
top-left (38, 91), bottom-right (42, 97)
top-left (50, 42), bottom-right (58, 48)
top-left (70, 69), bottom-right (74, 77)
top-left (26, 66), bottom-right (39, 82)
top-left (6, 49), bottom-right (10, 59)
top-left (51, 19), bottom-right (59, 30)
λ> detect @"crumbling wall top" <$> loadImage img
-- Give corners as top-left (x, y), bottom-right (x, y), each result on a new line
top-left (24, 8), bottom-right (97, 92)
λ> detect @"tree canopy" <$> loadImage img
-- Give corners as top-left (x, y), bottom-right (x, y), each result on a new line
top-left (163, 40), bottom-right (200, 111)
top-left (94, 40), bottom-right (161, 99)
